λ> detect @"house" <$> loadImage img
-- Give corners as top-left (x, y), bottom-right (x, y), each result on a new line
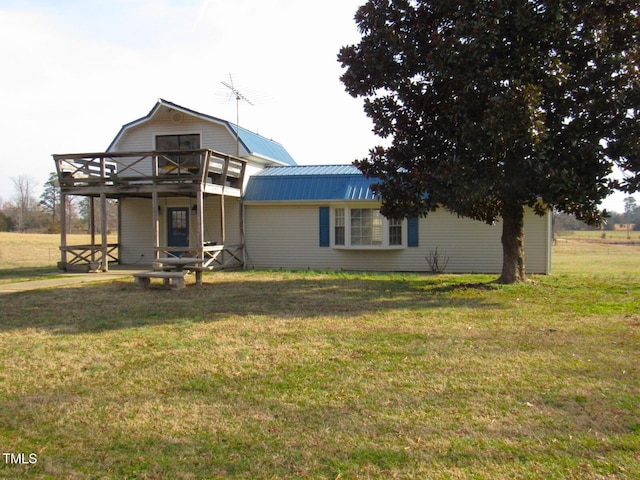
top-left (54, 99), bottom-right (552, 274)
top-left (243, 165), bottom-right (551, 273)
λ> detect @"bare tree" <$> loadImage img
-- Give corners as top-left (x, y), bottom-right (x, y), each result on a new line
top-left (624, 196), bottom-right (638, 239)
top-left (11, 175), bottom-right (38, 231)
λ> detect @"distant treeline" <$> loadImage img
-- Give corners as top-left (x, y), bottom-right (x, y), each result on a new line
top-left (554, 210), bottom-right (639, 232)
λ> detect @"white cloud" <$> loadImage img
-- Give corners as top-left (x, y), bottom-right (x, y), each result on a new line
top-left (0, 0), bottom-right (379, 204)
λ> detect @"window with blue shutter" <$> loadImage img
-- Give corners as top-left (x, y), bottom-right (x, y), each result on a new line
top-left (319, 207), bottom-right (330, 247)
top-left (407, 218), bottom-right (419, 247)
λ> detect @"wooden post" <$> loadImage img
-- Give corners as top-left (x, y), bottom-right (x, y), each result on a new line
top-left (90, 197), bottom-right (96, 263)
top-left (220, 193), bottom-right (226, 267)
top-left (100, 193), bottom-right (108, 272)
top-left (200, 150), bottom-right (211, 185)
top-left (152, 191), bottom-right (160, 260)
top-left (220, 157), bottom-right (229, 247)
top-left (220, 194), bottom-right (226, 245)
top-left (196, 190), bottom-right (204, 261)
top-left (239, 161), bottom-right (247, 267)
top-left (238, 160), bottom-right (247, 189)
top-left (60, 193), bottom-right (67, 269)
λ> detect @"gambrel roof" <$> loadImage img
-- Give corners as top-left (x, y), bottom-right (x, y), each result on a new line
top-left (243, 165), bottom-right (380, 202)
top-left (107, 99), bottom-right (297, 166)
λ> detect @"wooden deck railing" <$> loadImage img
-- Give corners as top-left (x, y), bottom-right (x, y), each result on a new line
top-left (59, 244), bottom-right (119, 271)
top-left (53, 149), bottom-right (246, 192)
top-left (155, 244), bottom-right (243, 269)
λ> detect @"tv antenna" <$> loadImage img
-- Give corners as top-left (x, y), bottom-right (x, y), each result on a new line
top-left (221, 74), bottom-right (254, 157)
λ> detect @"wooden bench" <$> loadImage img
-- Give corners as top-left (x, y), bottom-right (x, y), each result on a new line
top-left (133, 271), bottom-right (186, 290)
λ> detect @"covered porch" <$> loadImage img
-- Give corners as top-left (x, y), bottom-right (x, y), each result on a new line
top-left (53, 149), bottom-right (247, 273)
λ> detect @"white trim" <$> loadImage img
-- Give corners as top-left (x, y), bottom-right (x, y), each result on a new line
top-left (330, 205), bottom-right (407, 250)
top-left (247, 152), bottom-right (294, 166)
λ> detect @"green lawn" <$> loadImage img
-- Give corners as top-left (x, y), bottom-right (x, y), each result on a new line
top-left (0, 240), bottom-right (639, 479)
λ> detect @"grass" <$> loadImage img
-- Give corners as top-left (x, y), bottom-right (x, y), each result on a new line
top-left (0, 233), bottom-right (118, 284)
top-left (0, 234), bottom-right (639, 479)
top-left (0, 232), bottom-right (94, 269)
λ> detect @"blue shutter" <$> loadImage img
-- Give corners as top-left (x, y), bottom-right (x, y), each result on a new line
top-left (407, 218), bottom-right (419, 247)
top-left (319, 207), bottom-right (330, 247)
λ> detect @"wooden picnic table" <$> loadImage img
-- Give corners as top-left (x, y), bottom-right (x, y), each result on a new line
top-left (156, 257), bottom-right (204, 268)
top-left (155, 257), bottom-right (206, 285)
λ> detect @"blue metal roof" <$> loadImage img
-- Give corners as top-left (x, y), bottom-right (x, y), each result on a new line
top-left (107, 99), bottom-right (297, 166)
top-left (234, 124), bottom-right (296, 166)
top-left (243, 165), bottom-right (380, 202)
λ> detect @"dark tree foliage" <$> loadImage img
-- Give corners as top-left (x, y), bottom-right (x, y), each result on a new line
top-left (339, 0), bottom-right (639, 282)
top-left (40, 172), bottom-right (60, 223)
top-left (0, 211), bottom-right (14, 232)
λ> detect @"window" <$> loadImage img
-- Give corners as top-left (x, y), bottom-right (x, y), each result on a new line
top-left (171, 209), bottom-right (188, 230)
top-left (335, 208), bottom-right (345, 245)
top-left (389, 218), bottom-right (403, 246)
top-left (351, 208), bottom-right (383, 246)
top-left (322, 207), bottom-right (414, 249)
top-left (156, 134), bottom-right (201, 171)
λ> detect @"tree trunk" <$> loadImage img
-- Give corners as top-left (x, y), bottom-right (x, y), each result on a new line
top-left (497, 201), bottom-right (526, 284)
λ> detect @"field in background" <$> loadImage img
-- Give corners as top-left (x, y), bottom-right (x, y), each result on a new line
top-left (1, 231), bottom-right (638, 479)
top-left (0, 233), bottom-right (118, 284)
top-left (557, 229), bottom-right (640, 242)
top-left (553, 233), bottom-right (640, 276)
top-left (0, 233), bottom-right (119, 270)
top-left (0, 232), bottom-right (68, 269)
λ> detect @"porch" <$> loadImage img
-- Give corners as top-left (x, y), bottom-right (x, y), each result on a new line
top-left (53, 149), bottom-right (247, 272)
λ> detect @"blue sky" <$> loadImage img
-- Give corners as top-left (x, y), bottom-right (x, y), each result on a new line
top-left (0, 0), bottom-right (636, 213)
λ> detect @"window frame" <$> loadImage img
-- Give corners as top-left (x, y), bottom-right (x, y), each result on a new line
top-left (155, 133), bottom-right (202, 171)
top-left (330, 205), bottom-right (407, 250)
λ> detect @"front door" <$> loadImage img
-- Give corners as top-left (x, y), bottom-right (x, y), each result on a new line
top-left (167, 207), bottom-right (189, 252)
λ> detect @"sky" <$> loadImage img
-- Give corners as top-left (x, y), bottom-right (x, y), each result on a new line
top-left (0, 0), bottom-right (636, 214)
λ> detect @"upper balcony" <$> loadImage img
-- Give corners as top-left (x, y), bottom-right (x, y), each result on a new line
top-left (53, 149), bottom-right (247, 197)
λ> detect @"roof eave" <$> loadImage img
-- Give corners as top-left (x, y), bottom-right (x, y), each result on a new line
top-left (248, 152), bottom-right (294, 166)
top-left (107, 99), bottom-right (245, 152)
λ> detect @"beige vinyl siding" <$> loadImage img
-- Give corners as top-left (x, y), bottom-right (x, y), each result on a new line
top-left (119, 198), bottom-right (154, 264)
top-left (113, 116), bottom-right (244, 155)
top-left (523, 208), bottom-right (552, 274)
top-left (244, 204), bottom-right (551, 273)
top-left (111, 116), bottom-right (247, 178)
top-left (203, 197), bottom-right (242, 246)
top-left (418, 208), bottom-right (550, 273)
top-left (119, 196), bottom-right (242, 264)
top-left (244, 205), bottom-right (374, 271)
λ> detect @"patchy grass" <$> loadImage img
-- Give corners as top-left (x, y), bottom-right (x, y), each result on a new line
top-left (0, 236), bottom-right (639, 479)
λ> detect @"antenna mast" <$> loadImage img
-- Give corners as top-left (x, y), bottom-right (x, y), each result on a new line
top-left (221, 75), bottom-right (254, 157)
